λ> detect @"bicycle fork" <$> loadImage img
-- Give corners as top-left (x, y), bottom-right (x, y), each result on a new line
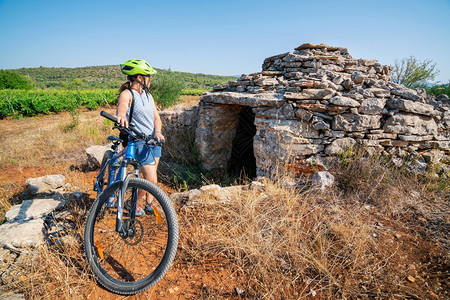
top-left (116, 160), bottom-right (140, 236)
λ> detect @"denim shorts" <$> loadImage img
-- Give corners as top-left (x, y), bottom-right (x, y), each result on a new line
top-left (134, 141), bottom-right (162, 166)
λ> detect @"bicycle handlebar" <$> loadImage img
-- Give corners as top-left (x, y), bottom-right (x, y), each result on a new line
top-left (100, 110), bottom-right (121, 123)
top-left (100, 111), bottom-right (164, 145)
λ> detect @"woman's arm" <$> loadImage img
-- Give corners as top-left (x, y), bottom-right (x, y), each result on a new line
top-left (116, 90), bottom-right (132, 127)
top-left (153, 107), bottom-right (165, 141)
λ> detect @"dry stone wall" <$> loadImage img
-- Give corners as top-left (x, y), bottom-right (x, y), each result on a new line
top-left (196, 43), bottom-right (450, 177)
top-left (159, 105), bottom-right (199, 162)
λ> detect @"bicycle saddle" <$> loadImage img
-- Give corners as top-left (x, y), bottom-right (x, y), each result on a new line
top-left (107, 136), bottom-right (123, 142)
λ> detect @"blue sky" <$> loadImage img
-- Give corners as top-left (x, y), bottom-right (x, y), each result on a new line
top-left (0, 0), bottom-right (449, 82)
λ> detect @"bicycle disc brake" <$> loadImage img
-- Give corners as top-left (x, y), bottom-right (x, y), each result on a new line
top-left (121, 218), bottom-right (144, 246)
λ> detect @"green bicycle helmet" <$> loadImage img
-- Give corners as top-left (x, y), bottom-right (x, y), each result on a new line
top-left (120, 59), bottom-right (157, 76)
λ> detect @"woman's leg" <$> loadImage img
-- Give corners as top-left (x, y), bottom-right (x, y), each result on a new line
top-left (139, 157), bottom-right (160, 205)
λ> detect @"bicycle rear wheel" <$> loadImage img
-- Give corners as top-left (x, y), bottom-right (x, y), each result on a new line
top-left (84, 178), bottom-right (179, 295)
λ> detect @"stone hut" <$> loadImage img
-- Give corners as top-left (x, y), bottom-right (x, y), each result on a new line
top-left (164, 43), bottom-right (450, 178)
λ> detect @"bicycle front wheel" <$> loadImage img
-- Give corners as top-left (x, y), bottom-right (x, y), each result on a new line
top-left (84, 178), bottom-right (179, 295)
top-left (97, 150), bottom-right (113, 194)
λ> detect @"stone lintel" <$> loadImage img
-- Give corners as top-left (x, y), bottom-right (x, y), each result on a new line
top-left (201, 92), bottom-right (286, 107)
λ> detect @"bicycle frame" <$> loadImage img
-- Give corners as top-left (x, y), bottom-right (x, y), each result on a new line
top-left (85, 111), bottom-right (177, 294)
top-left (94, 139), bottom-right (140, 235)
top-left (94, 111), bottom-right (164, 237)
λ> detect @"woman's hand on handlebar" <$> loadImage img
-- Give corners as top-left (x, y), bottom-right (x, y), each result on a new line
top-left (116, 114), bottom-right (128, 128)
top-left (155, 131), bottom-right (165, 142)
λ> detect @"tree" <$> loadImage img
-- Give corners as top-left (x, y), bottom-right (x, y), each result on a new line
top-left (391, 56), bottom-right (439, 87)
top-left (0, 70), bottom-right (35, 90)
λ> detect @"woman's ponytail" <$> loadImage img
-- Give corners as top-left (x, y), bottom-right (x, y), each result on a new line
top-left (119, 81), bottom-right (131, 93)
top-left (118, 75), bottom-right (137, 94)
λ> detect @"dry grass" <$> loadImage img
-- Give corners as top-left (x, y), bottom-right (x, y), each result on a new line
top-left (2, 152), bottom-right (449, 299)
top-left (0, 108), bottom-right (116, 169)
top-left (172, 95), bottom-right (201, 109)
top-left (0, 108), bottom-right (116, 217)
top-left (0, 109), bottom-right (113, 297)
top-left (178, 153), bottom-right (449, 299)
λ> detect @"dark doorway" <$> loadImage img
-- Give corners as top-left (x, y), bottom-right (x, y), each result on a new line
top-left (228, 106), bottom-right (257, 179)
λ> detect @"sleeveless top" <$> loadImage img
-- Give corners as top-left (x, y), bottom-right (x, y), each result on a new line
top-left (126, 90), bottom-right (155, 138)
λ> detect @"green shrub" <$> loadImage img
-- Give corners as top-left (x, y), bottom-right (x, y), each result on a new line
top-left (427, 83), bottom-right (450, 98)
top-left (149, 71), bottom-right (185, 108)
top-left (0, 70), bottom-right (34, 90)
top-left (414, 82), bottom-right (450, 98)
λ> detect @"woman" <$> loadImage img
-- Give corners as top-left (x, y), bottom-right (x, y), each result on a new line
top-left (116, 58), bottom-right (164, 216)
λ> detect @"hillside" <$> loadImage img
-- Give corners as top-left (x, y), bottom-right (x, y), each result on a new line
top-left (13, 65), bottom-right (238, 90)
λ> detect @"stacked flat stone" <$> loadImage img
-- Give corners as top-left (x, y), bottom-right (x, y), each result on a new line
top-left (197, 43), bottom-right (450, 176)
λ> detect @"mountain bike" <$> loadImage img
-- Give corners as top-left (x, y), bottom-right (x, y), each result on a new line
top-left (84, 111), bottom-right (179, 295)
